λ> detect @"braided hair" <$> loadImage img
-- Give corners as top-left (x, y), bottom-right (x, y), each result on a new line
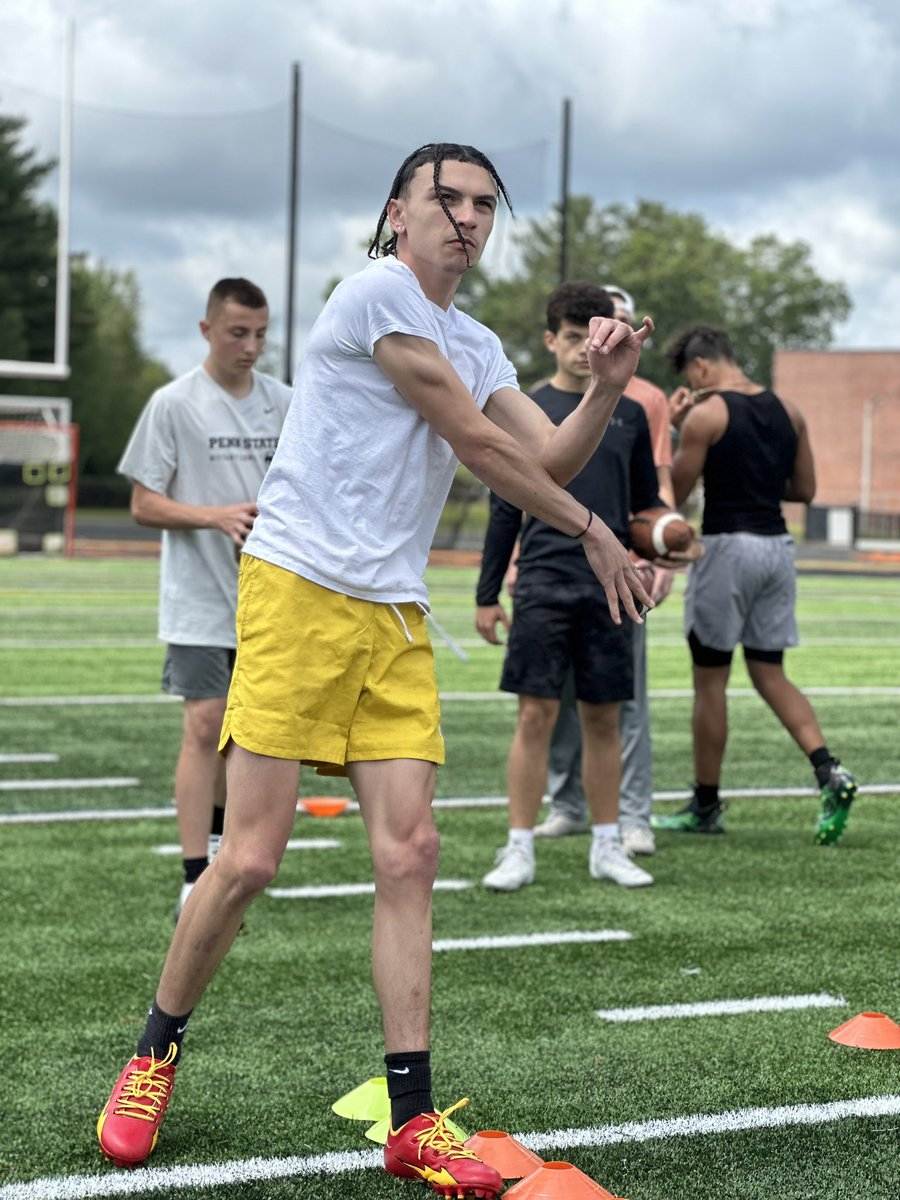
top-left (367, 143), bottom-right (513, 265)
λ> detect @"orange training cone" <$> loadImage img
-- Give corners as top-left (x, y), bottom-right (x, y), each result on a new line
top-left (464, 1130), bottom-right (544, 1179)
top-left (503, 1160), bottom-right (617, 1199)
top-left (300, 796), bottom-right (350, 817)
top-left (828, 1012), bottom-right (900, 1050)
top-left (331, 1076), bottom-right (389, 1121)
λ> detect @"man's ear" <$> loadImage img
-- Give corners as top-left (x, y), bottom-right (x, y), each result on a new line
top-left (543, 330), bottom-right (556, 352)
top-left (199, 319), bottom-right (210, 342)
top-left (387, 198), bottom-right (405, 235)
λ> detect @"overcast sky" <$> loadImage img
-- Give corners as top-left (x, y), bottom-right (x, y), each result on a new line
top-left (2, 0), bottom-right (899, 381)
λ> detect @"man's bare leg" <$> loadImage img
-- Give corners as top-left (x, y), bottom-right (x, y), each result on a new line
top-left (692, 663), bottom-right (731, 785)
top-left (174, 697), bottom-right (228, 860)
top-left (350, 758), bottom-right (439, 1053)
top-left (157, 744), bottom-right (299, 1014)
top-left (578, 700), bottom-right (621, 824)
top-left (745, 659), bottom-right (825, 753)
top-left (507, 695), bottom-right (559, 828)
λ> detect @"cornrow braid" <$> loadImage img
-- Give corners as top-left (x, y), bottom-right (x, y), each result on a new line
top-left (367, 142), bottom-right (513, 262)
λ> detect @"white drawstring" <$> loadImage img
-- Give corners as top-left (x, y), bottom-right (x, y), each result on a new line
top-left (389, 603), bottom-right (414, 642)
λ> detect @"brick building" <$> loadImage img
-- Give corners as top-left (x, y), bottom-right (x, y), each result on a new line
top-left (773, 350), bottom-right (900, 516)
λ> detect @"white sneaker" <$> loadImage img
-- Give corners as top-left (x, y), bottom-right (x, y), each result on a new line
top-left (482, 844), bottom-right (536, 891)
top-left (207, 833), bottom-right (222, 861)
top-left (173, 880), bottom-right (194, 922)
top-left (589, 839), bottom-right (654, 887)
top-left (621, 825), bottom-right (656, 856)
top-left (533, 811), bottom-right (589, 838)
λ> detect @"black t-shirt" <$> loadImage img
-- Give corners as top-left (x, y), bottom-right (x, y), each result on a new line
top-left (476, 384), bottom-right (663, 605)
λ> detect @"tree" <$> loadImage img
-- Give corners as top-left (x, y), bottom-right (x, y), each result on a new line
top-left (463, 198), bottom-right (852, 389)
top-left (0, 105), bottom-right (170, 483)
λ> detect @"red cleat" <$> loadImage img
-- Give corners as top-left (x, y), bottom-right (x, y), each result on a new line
top-left (384, 1098), bottom-right (503, 1198)
top-left (97, 1044), bottom-right (177, 1168)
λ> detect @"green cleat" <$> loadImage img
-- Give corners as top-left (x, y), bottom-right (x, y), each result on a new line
top-left (652, 804), bottom-right (725, 834)
top-left (814, 763), bottom-right (857, 846)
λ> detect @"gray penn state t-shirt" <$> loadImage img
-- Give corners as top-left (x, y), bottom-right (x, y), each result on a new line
top-left (118, 366), bottom-right (292, 647)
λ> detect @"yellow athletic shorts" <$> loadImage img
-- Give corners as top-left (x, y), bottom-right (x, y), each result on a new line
top-left (219, 555), bottom-right (444, 775)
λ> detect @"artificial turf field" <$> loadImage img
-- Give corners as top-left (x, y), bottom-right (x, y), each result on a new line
top-left (1, 555), bottom-right (898, 1200)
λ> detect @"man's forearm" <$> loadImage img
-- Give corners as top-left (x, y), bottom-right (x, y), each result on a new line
top-left (131, 490), bottom-right (215, 532)
top-left (536, 379), bottom-right (623, 485)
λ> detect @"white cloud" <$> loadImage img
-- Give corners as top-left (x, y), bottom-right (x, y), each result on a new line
top-left (2, 0), bottom-right (899, 381)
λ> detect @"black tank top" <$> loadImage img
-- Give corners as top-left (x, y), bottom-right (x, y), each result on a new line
top-left (702, 390), bottom-right (797, 535)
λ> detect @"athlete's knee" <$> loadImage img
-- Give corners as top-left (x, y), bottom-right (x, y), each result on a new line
top-left (217, 844), bottom-right (282, 897)
top-left (373, 821), bottom-right (440, 888)
top-left (183, 700), bottom-right (228, 750)
top-left (516, 697), bottom-right (558, 741)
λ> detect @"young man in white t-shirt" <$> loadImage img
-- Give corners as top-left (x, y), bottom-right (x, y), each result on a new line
top-left (99, 146), bottom-right (654, 1198)
top-left (117, 279), bottom-right (291, 919)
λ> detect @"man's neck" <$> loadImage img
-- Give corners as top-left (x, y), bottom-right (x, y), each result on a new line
top-left (394, 248), bottom-right (461, 310)
top-left (548, 369), bottom-right (590, 396)
top-left (203, 358), bottom-right (254, 399)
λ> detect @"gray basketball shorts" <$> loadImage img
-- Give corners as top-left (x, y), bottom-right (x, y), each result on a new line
top-left (684, 532), bottom-right (798, 653)
top-left (162, 644), bottom-right (237, 700)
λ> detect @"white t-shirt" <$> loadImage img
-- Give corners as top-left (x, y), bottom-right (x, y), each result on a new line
top-left (117, 366), bottom-right (292, 647)
top-left (246, 257), bottom-right (518, 606)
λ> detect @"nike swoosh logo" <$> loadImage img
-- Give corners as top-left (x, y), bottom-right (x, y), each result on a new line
top-left (176, 1024), bottom-right (189, 1034)
top-left (389, 1067), bottom-right (410, 1075)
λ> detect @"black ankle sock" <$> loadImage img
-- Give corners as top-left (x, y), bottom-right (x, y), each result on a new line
top-left (693, 783), bottom-right (720, 813)
top-left (183, 856), bottom-right (207, 884)
top-left (385, 1051), bottom-right (433, 1129)
top-left (211, 805), bottom-right (226, 836)
top-left (136, 998), bottom-right (192, 1064)
top-left (809, 747), bottom-right (836, 786)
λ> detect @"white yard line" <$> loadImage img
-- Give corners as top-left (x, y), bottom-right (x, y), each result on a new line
top-left (596, 992), bottom-right (846, 1022)
top-left (0, 777), bottom-right (138, 792)
top-left (434, 930), bottom-right (633, 952)
top-left (0, 753), bottom-right (58, 764)
top-left (267, 880), bottom-right (473, 899)
top-left (3, 1095), bottom-right (898, 1199)
top-left (154, 838), bottom-right (341, 855)
top-left (4, 685), bottom-right (900, 708)
top-left (3, 782), bottom-right (898, 825)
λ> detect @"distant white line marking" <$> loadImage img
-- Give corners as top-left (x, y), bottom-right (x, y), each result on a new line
top-left (596, 992), bottom-right (846, 1022)
top-left (0, 695), bottom-right (180, 707)
top-left (267, 879), bottom-right (473, 899)
top-left (3, 1096), bottom-right (898, 1198)
top-left (2, 783), bottom-right (898, 826)
top-left (4, 686), bottom-right (900, 707)
top-left (0, 753), bottom-right (58, 764)
top-left (434, 930), bottom-right (633, 952)
top-left (0, 640), bottom-right (160, 650)
top-left (154, 838), bottom-right (341, 856)
top-left (0, 777), bottom-right (138, 793)
top-left (0, 807), bottom-right (175, 825)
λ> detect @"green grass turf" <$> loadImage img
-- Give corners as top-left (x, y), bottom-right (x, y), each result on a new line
top-left (1, 557), bottom-right (899, 1199)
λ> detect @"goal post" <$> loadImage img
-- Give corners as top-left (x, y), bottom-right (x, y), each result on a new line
top-left (0, 419), bottom-right (79, 556)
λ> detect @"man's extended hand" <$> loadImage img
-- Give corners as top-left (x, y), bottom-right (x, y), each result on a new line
top-left (581, 516), bottom-right (653, 624)
top-left (475, 603), bottom-right (510, 646)
top-left (586, 315), bottom-right (654, 391)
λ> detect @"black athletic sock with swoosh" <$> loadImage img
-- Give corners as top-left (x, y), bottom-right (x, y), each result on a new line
top-left (385, 1050), bottom-right (433, 1129)
top-left (136, 998), bottom-right (193, 1065)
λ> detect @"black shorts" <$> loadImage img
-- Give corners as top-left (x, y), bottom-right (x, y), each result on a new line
top-left (500, 583), bottom-right (633, 704)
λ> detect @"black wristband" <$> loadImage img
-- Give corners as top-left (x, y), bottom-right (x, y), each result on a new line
top-left (574, 508), bottom-right (593, 539)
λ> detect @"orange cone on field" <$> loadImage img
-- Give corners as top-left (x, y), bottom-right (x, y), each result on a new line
top-left (828, 1011), bottom-right (900, 1050)
top-left (331, 1076), bottom-right (389, 1121)
top-left (503, 1160), bottom-right (617, 1199)
top-left (464, 1130), bottom-right (544, 1179)
top-left (300, 796), bottom-right (350, 817)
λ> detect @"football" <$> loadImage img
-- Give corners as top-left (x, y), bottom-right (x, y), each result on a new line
top-left (628, 506), bottom-right (695, 561)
